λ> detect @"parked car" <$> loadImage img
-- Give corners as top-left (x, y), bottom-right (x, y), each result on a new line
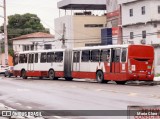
top-left (0, 65), bottom-right (8, 74)
top-left (4, 66), bottom-right (14, 77)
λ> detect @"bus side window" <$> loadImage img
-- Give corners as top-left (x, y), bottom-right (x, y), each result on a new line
top-left (81, 50), bottom-right (90, 62)
top-left (121, 48), bottom-right (127, 62)
top-left (14, 55), bottom-right (18, 65)
top-left (55, 52), bottom-right (63, 62)
top-left (100, 49), bottom-right (110, 62)
top-left (40, 53), bottom-right (47, 63)
top-left (35, 53), bottom-right (38, 63)
top-left (91, 50), bottom-right (100, 62)
top-left (29, 54), bottom-right (34, 63)
top-left (24, 54), bottom-right (28, 63)
top-left (19, 54), bottom-right (25, 63)
top-left (47, 52), bottom-right (54, 63)
top-left (73, 52), bottom-right (80, 63)
top-left (113, 48), bottom-right (121, 62)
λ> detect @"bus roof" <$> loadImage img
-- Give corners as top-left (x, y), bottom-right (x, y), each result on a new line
top-left (18, 49), bottom-right (65, 54)
top-left (73, 44), bottom-right (130, 50)
top-left (17, 44), bottom-right (153, 54)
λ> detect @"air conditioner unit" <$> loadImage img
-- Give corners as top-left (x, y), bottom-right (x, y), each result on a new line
top-left (140, 39), bottom-right (146, 44)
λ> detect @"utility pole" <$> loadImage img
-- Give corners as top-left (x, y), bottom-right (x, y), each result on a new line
top-left (60, 23), bottom-right (66, 49)
top-left (3, 0), bottom-right (8, 65)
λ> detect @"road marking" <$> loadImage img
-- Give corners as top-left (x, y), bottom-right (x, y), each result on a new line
top-left (6, 100), bottom-right (13, 103)
top-left (26, 106), bottom-right (32, 109)
top-left (15, 103), bottom-right (22, 106)
top-left (17, 88), bottom-right (30, 92)
top-left (53, 116), bottom-right (68, 119)
top-left (96, 89), bottom-right (105, 92)
top-left (128, 93), bottom-right (138, 96)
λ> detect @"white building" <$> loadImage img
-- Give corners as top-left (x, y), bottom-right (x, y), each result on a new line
top-left (12, 32), bottom-right (55, 53)
top-left (54, 0), bottom-right (106, 49)
top-left (118, 0), bottom-right (160, 75)
top-left (118, 0), bottom-right (160, 44)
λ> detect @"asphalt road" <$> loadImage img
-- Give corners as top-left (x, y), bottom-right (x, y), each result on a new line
top-left (0, 75), bottom-right (160, 119)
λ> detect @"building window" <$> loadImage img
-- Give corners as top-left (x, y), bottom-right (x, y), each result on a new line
top-left (30, 45), bottom-right (34, 51)
top-left (142, 31), bottom-right (146, 38)
top-left (130, 32), bottom-right (134, 39)
top-left (84, 24), bottom-right (103, 28)
top-left (129, 9), bottom-right (133, 17)
top-left (23, 45), bottom-right (26, 51)
top-left (142, 6), bottom-right (145, 15)
top-left (158, 6), bottom-right (160, 14)
top-left (44, 44), bottom-right (52, 50)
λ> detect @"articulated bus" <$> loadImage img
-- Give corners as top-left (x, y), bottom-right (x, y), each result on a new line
top-left (13, 44), bottom-right (154, 84)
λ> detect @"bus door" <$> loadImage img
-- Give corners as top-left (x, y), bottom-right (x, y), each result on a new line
top-left (28, 54), bottom-right (34, 71)
top-left (100, 49), bottom-right (111, 73)
top-left (111, 48), bottom-right (121, 73)
top-left (73, 51), bottom-right (80, 72)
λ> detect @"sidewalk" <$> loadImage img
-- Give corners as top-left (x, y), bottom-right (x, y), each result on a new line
top-left (154, 77), bottom-right (160, 81)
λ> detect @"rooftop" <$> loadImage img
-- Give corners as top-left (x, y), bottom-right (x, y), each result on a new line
top-left (118, 0), bottom-right (142, 4)
top-left (12, 32), bottom-right (54, 40)
top-left (57, 0), bottom-right (106, 10)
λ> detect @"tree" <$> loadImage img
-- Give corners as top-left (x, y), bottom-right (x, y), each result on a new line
top-left (6, 13), bottom-right (49, 39)
top-left (0, 13), bottom-right (50, 56)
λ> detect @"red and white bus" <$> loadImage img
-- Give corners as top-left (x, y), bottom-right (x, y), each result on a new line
top-left (13, 44), bottom-right (154, 84)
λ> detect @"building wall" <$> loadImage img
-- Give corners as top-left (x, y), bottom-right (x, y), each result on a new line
top-left (154, 47), bottom-right (160, 75)
top-left (13, 37), bottom-right (55, 52)
top-left (54, 15), bottom-right (106, 48)
top-left (123, 24), bottom-right (160, 44)
top-left (73, 15), bottom-right (106, 47)
top-left (0, 54), bottom-right (13, 66)
top-left (106, 0), bottom-right (119, 13)
top-left (121, 0), bottom-right (160, 26)
top-left (54, 15), bottom-right (74, 49)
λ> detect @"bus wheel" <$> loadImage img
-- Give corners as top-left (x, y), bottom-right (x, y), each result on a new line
top-left (116, 81), bottom-right (126, 85)
top-left (65, 77), bottom-right (73, 81)
top-left (48, 70), bottom-right (55, 80)
top-left (96, 71), bottom-right (104, 83)
top-left (39, 76), bottom-right (43, 80)
top-left (22, 70), bottom-right (27, 79)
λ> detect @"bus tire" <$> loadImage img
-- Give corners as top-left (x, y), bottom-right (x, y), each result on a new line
top-left (65, 77), bottom-right (73, 81)
top-left (21, 70), bottom-right (27, 79)
top-left (116, 81), bottom-right (126, 85)
top-left (96, 71), bottom-right (105, 83)
top-left (39, 76), bottom-right (43, 80)
top-left (48, 70), bottom-right (55, 80)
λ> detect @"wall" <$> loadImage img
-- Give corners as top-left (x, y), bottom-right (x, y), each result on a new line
top-left (122, 24), bottom-right (160, 44)
top-left (121, 0), bottom-right (160, 26)
top-left (73, 15), bottom-right (106, 47)
top-left (54, 15), bottom-right (106, 48)
top-left (0, 54), bottom-right (13, 66)
top-left (154, 47), bottom-right (160, 75)
top-left (13, 37), bottom-right (55, 52)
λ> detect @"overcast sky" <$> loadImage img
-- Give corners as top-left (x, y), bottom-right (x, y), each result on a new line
top-left (0, 0), bottom-right (61, 34)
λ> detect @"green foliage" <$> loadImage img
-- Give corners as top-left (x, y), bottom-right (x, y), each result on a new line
top-left (0, 13), bottom-right (50, 56)
top-left (1, 13), bottom-right (50, 39)
top-left (155, 73), bottom-right (160, 77)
